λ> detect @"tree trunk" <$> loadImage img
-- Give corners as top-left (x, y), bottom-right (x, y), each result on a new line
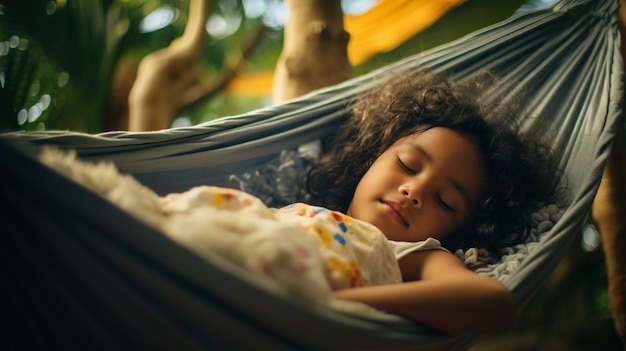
top-left (127, 0), bottom-right (209, 131)
top-left (591, 2), bottom-right (626, 347)
top-left (593, 127), bottom-right (626, 347)
top-left (272, 0), bottom-right (352, 103)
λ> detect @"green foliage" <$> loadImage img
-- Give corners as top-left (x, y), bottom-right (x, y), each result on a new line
top-left (0, 0), bottom-right (139, 132)
top-left (0, 0), bottom-right (277, 131)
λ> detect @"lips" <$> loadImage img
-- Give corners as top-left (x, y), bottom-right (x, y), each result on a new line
top-left (380, 200), bottom-right (409, 227)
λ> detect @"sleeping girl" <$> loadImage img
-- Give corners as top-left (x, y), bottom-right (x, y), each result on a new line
top-left (305, 70), bottom-right (562, 333)
top-left (40, 70), bottom-right (562, 335)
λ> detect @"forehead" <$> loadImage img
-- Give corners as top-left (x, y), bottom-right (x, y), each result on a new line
top-left (398, 127), bottom-right (481, 156)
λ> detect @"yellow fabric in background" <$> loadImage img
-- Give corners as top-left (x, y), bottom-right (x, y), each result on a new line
top-left (345, 0), bottom-right (464, 65)
top-left (227, 0), bottom-right (464, 96)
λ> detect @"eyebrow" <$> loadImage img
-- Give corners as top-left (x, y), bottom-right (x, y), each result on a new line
top-left (409, 143), bottom-right (473, 209)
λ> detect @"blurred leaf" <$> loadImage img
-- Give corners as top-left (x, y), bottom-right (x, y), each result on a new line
top-left (0, 0), bottom-right (135, 131)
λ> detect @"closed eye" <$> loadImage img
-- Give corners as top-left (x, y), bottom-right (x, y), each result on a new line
top-left (436, 194), bottom-right (456, 212)
top-left (397, 157), bottom-right (416, 175)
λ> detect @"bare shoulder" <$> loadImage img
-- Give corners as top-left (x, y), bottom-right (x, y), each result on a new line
top-left (398, 248), bottom-right (473, 282)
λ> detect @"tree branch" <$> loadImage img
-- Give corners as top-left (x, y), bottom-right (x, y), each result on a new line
top-left (177, 24), bottom-right (269, 113)
top-left (128, 0), bottom-right (209, 131)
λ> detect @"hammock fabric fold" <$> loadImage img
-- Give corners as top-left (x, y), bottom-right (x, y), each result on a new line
top-left (0, 0), bottom-right (622, 349)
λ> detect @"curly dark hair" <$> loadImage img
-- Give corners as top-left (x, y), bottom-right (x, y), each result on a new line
top-left (307, 70), bottom-right (563, 268)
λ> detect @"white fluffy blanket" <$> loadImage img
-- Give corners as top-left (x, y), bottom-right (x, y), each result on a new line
top-left (39, 147), bottom-right (396, 318)
top-left (39, 148), bottom-right (333, 300)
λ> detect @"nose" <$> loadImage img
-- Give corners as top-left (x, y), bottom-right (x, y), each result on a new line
top-left (399, 184), bottom-right (422, 208)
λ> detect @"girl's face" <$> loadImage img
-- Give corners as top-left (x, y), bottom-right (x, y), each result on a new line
top-left (347, 127), bottom-right (487, 242)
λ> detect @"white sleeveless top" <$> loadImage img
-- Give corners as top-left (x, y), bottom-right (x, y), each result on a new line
top-left (388, 237), bottom-right (450, 260)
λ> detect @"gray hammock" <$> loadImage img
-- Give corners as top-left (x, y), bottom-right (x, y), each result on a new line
top-left (0, 0), bottom-right (622, 349)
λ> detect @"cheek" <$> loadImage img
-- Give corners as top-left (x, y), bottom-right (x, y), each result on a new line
top-left (442, 215), bottom-right (473, 240)
top-left (353, 165), bottom-right (379, 194)
top-left (347, 178), bottom-right (368, 216)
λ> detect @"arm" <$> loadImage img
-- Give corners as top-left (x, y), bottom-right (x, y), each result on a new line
top-left (332, 250), bottom-right (516, 334)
